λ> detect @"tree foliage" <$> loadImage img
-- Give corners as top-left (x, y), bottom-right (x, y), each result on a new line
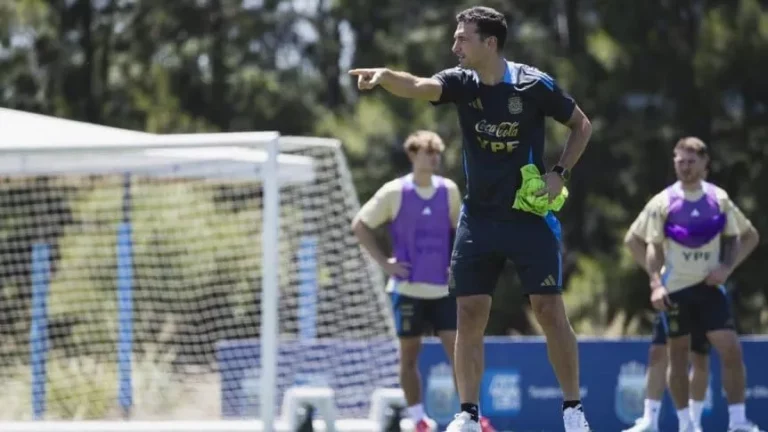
top-left (1, 0), bottom-right (767, 341)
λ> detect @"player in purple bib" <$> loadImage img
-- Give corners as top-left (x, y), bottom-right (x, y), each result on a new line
top-left (353, 131), bottom-right (496, 432)
top-left (390, 175), bottom-right (453, 286)
top-left (641, 137), bottom-right (762, 432)
top-left (624, 169), bottom-right (760, 432)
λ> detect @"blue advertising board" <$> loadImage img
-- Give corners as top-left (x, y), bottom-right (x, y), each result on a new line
top-left (217, 336), bottom-right (768, 431)
top-left (420, 336), bottom-right (768, 432)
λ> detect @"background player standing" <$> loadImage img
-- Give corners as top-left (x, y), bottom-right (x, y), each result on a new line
top-left (622, 179), bottom-right (760, 432)
top-left (352, 131), bottom-right (492, 432)
top-left (349, 6), bottom-right (593, 432)
top-left (643, 137), bottom-right (762, 432)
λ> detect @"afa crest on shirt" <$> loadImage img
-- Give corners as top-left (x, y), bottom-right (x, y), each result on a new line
top-left (507, 96), bottom-right (523, 114)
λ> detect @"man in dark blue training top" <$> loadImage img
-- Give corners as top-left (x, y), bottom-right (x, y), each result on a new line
top-left (349, 5), bottom-right (593, 432)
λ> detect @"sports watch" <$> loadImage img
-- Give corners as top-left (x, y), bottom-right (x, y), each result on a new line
top-left (551, 165), bottom-right (571, 182)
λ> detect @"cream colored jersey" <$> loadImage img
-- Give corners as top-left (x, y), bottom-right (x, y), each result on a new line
top-left (640, 183), bottom-right (752, 292)
top-left (357, 175), bottom-right (462, 298)
top-left (627, 201), bottom-right (654, 239)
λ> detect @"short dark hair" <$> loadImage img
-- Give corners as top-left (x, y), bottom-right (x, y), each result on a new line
top-left (674, 136), bottom-right (709, 158)
top-left (456, 6), bottom-right (508, 51)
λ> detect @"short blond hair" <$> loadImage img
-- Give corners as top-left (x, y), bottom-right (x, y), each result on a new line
top-left (674, 136), bottom-right (709, 158)
top-left (403, 130), bottom-right (445, 153)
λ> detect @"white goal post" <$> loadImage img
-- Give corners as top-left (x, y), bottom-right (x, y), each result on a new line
top-left (1, 131), bottom-right (288, 431)
top-left (0, 115), bottom-right (399, 431)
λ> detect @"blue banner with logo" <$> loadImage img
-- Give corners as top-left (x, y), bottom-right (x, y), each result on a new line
top-left (419, 336), bottom-right (768, 432)
top-left (216, 337), bottom-right (768, 431)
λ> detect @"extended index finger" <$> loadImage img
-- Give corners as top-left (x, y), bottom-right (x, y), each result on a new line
top-left (348, 69), bottom-right (368, 75)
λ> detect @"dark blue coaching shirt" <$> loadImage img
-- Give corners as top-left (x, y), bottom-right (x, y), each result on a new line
top-left (431, 61), bottom-right (576, 222)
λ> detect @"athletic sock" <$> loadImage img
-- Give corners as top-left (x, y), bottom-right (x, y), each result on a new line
top-left (644, 399), bottom-right (662, 429)
top-left (563, 400), bottom-right (582, 411)
top-left (460, 403), bottom-right (479, 422)
top-left (407, 403), bottom-right (425, 422)
top-left (729, 403), bottom-right (746, 428)
top-left (689, 399), bottom-right (704, 427)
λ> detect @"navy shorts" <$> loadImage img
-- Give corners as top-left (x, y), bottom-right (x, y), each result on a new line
top-left (663, 283), bottom-right (734, 341)
top-left (449, 208), bottom-right (563, 297)
top-left (389, 292), bottom-right (457, 337)
top-left (652, 313), bottom-right (710, 355)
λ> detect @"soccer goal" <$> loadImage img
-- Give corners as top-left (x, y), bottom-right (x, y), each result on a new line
top-left (0, 131), bottom-right (400, 431)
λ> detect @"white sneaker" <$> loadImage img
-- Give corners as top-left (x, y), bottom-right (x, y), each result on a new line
top-left (678, 420), bottom-right (696, 432)
top-left (445, 412), bottom-right (481, 432)
top-left (622, 417), bottom-right (657, 432)
top-left (728, 423), bottom-right (763, 432)
top-left (563, 407), bottom-right (591, 432)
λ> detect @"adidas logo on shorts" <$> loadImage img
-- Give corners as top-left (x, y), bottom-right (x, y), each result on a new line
top-left (540, 275), bottom-right (557, 287)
